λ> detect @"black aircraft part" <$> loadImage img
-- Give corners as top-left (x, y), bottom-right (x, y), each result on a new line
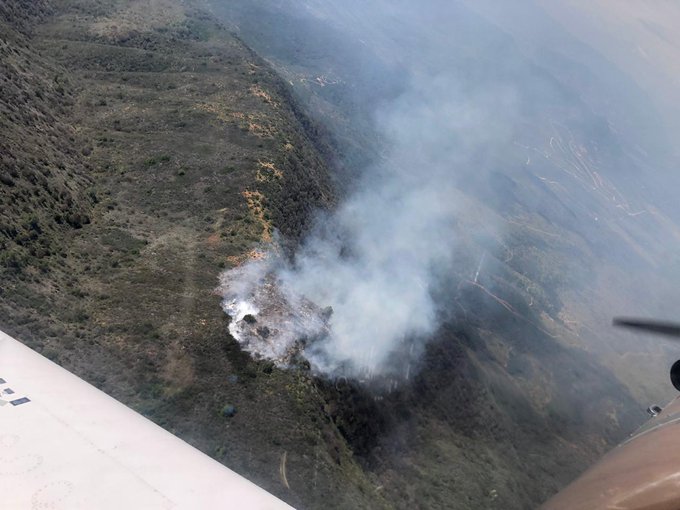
top-left (613, 318), bottom-right (680, 338)
top-left (671, 360), bottom-right (680, 392)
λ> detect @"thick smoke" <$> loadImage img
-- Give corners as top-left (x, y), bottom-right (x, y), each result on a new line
top-left (221, 62), bottom-right (517, 378)
top-left (280, 77), bottom-right (515, 374)
top-left (216, 0), bottom-right (542, 379)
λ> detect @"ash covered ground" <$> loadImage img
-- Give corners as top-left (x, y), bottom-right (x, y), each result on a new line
top-left (220, 254), bottom-right (331, 368)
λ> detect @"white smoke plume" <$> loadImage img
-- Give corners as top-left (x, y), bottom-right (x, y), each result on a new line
top-left (220, 69), bottom-right (515, 378)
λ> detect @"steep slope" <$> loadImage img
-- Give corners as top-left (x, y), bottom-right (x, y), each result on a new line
top-left (205, 1), bottom-right (680, 508)
top-left (0, 2), bottom-right (386, 509)
top-left (0, 0), bottom-right (93, 274)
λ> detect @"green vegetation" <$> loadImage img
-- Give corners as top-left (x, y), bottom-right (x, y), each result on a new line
top-left (0, 2), bottom-right (382, 509)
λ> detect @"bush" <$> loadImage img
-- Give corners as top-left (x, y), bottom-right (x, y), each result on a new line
top-left (0, 173), bottom-right (15, 186)
top-left (0, 247), bottom-right (27, 269)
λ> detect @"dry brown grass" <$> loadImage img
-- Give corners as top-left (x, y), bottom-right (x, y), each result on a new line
top-left (242, 190), bottom-right (272, 242)
top-left (250, 84), bottom-right (279, 107)
top-left (256, 160), bottom-right (283, 182)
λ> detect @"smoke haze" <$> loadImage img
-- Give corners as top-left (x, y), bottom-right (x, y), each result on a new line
top-left (280, 77), bottom-right (517, 374)
top-left (219, 2), bottom-right (525, 378)
top-left (218, 0), bottom-right (680, 388)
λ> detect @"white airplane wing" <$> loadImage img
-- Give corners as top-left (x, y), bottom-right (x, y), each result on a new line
top-left (0, 330), bottom-right (293, 509)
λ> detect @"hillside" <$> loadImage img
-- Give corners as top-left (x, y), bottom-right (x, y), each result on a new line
top-left (0, 0), bottom-right (93, 272)
top-left (0, 2), bottom-right (386, 509)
